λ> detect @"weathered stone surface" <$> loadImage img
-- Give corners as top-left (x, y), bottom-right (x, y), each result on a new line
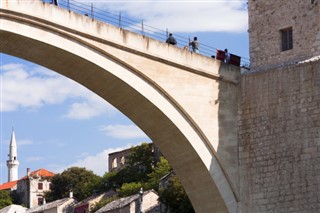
top-left (248, 0), bottom-right (320, 71)
top-left (239, 61), bottom-right (320, 213)
top-left (0, 0), bottom-right (241, 212)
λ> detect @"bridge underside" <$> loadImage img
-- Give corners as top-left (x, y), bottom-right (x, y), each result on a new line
top-left (1, 1), bottom-right (240, 212)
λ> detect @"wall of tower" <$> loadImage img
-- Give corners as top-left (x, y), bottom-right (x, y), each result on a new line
top-left (238, 60), bottom-right (320, 212)
top-left (7, 130), bottom-right (19, 182)
top-left (248, 0), bottom-right (320, 71)
top-left (7, 162), bottom-right (19, 182)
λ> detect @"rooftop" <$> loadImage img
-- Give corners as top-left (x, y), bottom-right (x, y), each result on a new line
top-left (21, 168), bottom-right (55, 180)
top-left (95, 190), bottom-right (157, 213)
top-left (0, 204), bottom-right (27, 213)
top-left (27, 197), bottom-right (77, 213)
top-left (0, 180), bottom-right (18, 190)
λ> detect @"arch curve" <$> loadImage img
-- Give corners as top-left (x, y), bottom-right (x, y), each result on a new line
top-left (1, 2), bottom-right (239, 212)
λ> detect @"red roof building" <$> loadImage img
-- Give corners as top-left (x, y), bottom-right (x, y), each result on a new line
top-left (0, 180), bottom-right (18, 191)
top-left (20, 168), bottom-right (55, 180)
top-left (16, 168), bottom-right (55, 208)
top-left (0, 168), bottom-right (55, 208)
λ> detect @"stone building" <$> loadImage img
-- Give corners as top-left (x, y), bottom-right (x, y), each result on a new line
top-left (95, 190), bottom-right (159, 213)
top-left (158, 171), bottom-right (175, 213)
top-left (248, 0), bottom-right (320, 71)
top-left (108, 143), bottom-right (161, 172)
top-left (108, 147), bottom-right (133, 172)
top-left (0, 180), bottom-right (18, 191)
top-left (0, 130), bottom-right (55, 209)
top-left (16, 168), bottom-right (55, 208)
top-left (238, 0), bottom-right (320, 212)
top-left (73, 191), bottom-right (117, 213)
top-left (26, 196), bottom-right (77, 213)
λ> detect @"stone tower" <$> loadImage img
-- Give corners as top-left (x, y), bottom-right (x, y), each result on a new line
top-left (248, 0), bottom-right (320, 71)
top-left (238, 1), bottom-right (320, 212)
top-left (7, 129), bottom-right (19, 182)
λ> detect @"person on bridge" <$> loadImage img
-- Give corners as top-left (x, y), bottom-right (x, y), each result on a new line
top-left (224, 48), bottom-right (230, 63)
top-left (52, 0), bottom-right (59, 6)
top-left (166, 33), bottom-right (177, 45)
top-left (189, 37), bottom-right (199, 53)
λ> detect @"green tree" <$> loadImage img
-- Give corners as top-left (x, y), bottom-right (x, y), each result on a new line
top-left (101, 143), bottom-right (157, 191)
top-left (100, 171), bottom-right (118, 191)
top-left (90, 196), bottom-right (118, 212)
top-left (118, 182), bottom-right (143, 197)
top-left (45, 167), bottom-right (101, 201)
top-left (127, 142), bottom-right (155, 181)
top-left (99, 143), bottom-right (194, 212)
top-left (0, 190), bottom-right (12, 209)
top-left (159, 175), bottom-right (195, 213)
top-left (146, 157), bottom-right (171, 191)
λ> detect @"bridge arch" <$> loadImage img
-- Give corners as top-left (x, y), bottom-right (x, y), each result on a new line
top-left (1, 1), bottom-right (239, 212)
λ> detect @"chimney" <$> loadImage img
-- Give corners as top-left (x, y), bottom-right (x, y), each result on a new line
top-left (27, 168), bottom-right (30, 176)
top-left (69, 191), bottom-right (73, 198)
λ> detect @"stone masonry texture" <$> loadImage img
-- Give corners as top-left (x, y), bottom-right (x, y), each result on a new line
top-left (238, 60), bottom-right (320, 212)
top-left (248, 0), bottom-right (320, 71)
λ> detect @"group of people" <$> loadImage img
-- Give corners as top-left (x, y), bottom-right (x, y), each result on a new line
top-left (166, 33), bottom-right (199, 53)
top-left (166, 33), bottom-right (231, 63)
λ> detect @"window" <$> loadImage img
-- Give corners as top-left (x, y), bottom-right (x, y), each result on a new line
top-left (38, 182), bottom-right (43, 190)
top-left (38, 197), bottom-right (44, 205)
top-left (281, 27), bottom-right (293, 51)
top-left (120, 156), bottom-right (125, 165)
top-left (112, 158), bottom-right (117, 169)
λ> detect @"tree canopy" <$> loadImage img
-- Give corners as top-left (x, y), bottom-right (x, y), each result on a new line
top-left (0, 190), bottom-right (13, 209)
top-left (45, 167), bottom-right (101, 201)
top-left (159, 175), bottom-right (195, 213)
top-left (99, 143), bottom-right (194, 212)
top-left (101, 142), bottom-right (159, 191)
top-left (44, 143), bottom-right (195, 212)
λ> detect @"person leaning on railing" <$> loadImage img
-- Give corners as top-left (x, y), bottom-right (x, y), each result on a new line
top-left (189, 37), bottom-right (199, 53)
top-left (166, 33), bottom-right (177, 45)
top-left (52, 0), bottom-right (59, 6)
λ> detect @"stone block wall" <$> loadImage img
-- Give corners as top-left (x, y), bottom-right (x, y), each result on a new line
top-left (248, 0), bottom-right (320, 71)
top-left (238, 60), bottom-right (320, 212)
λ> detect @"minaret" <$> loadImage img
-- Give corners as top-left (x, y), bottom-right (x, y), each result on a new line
top-left (7, 129), bottom-right (19, 182)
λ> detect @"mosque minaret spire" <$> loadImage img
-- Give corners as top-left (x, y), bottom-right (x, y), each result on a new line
top-left (7, 128), bottom-right (19, 182)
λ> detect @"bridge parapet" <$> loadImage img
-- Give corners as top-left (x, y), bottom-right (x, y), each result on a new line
top-left (1, 0), bottom-right (241, 212)
top-left (1, 0), bottom-right (240, 83)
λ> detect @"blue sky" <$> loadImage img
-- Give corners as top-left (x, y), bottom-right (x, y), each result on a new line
top-left (0, 0), bottom-right (249, 183)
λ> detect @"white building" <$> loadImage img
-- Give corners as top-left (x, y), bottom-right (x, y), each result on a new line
top-left (1, 130), bottom-right (55, 209)
top-left (16, 168), bottom-right (55, 208)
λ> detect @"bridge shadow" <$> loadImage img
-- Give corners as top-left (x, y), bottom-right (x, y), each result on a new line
top-left (210, 61), bottom-right (241, 212)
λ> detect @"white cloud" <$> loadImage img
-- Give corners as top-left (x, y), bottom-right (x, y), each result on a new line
top-left (87, 0), bottom-right (248, 33)
top-left (0, 63), bottom-right (115, 119)
top-left (64, 94), bottom-right (114, 120)
top-left (55, 146), bottom-right (132, 176)
top-left (99, 124), bottom-right (147, 139)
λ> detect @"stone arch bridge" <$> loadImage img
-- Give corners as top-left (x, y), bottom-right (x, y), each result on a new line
top-left (0, 0), bottom-right (242, 212)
